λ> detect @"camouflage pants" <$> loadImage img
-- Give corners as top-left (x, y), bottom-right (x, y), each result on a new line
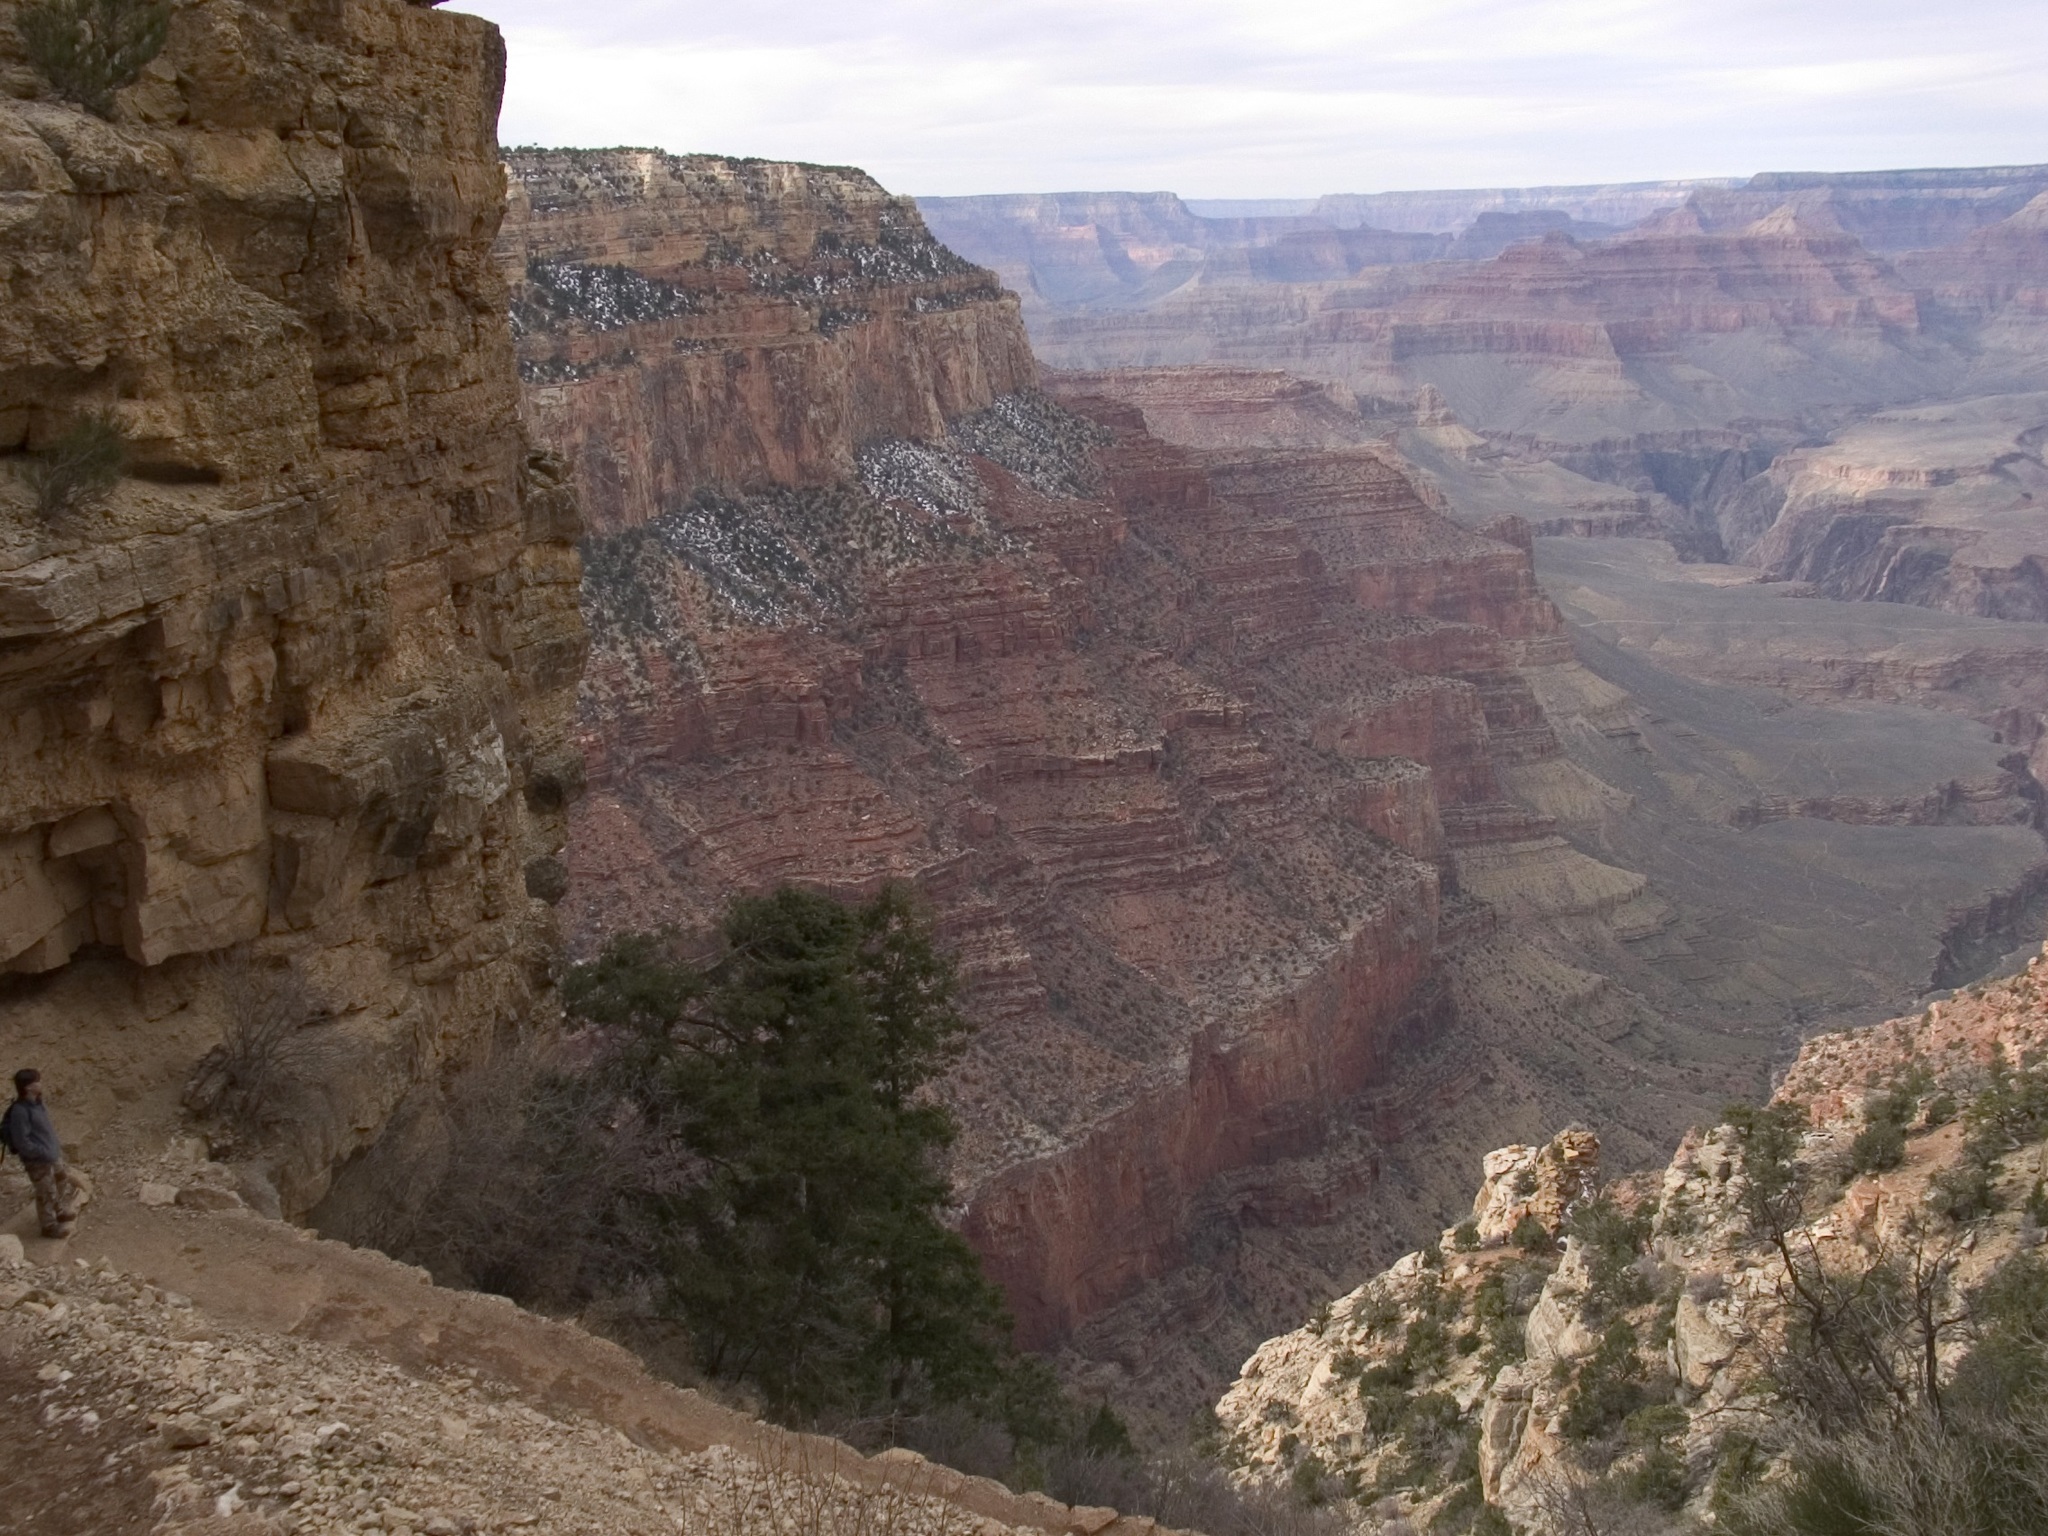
top-left (23, 1159), bottom-right (84, 1236)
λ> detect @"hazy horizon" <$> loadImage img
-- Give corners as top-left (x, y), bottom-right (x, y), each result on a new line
top-left (458, 0), bottom-right (2048, 200)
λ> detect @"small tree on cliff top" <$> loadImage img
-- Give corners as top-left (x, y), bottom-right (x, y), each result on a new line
top-left (565, 883), bottom-right (1014, 1422)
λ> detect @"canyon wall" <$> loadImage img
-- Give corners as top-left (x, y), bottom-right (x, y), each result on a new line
top-left (502, 147), bottom-right (2048, 1413)
top-left (499, 154), bottom-right (1722, 1396)
top-left (0, 0), bottom-right (585, 1212)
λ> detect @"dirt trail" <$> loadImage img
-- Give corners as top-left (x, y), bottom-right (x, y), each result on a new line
top-left (2, 1185), bottom-right (1157, 1536)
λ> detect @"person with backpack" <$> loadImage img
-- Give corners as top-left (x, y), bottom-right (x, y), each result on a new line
top-left (3, 1069), bottom-right (86, 1238)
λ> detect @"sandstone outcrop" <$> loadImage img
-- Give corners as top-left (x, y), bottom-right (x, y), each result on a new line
top-left (1466, 1130), bottom-right (1599, 1246)
top-left (0, 0), bottom-right (585, 1211)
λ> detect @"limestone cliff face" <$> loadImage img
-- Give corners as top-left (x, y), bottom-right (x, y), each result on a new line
top-left (0, 0), bottom-right (585, 1209)
top-left (496, 150), bottom-right (1038, 534)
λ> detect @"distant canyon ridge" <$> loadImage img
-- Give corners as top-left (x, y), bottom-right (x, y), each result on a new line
top-left (918, 164), bottom-right (2048, 591)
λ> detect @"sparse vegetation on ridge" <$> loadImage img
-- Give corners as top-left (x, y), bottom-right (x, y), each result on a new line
top-left (16, 410), bottom-right (128, 520)
top-left (511, 259), bottom-right (700, 336)
top-left (1212, 956), bottom-right (2048, 1535)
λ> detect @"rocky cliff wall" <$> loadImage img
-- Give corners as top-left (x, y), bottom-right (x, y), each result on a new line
top-left (0, 0), bottom-right (585, 1212)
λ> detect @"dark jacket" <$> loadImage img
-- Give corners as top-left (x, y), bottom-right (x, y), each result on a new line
top-left (1, 1097), bottom-right (62, 1164)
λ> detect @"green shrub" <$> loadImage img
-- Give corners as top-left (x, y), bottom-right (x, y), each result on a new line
top-left (1288, 1454), bottom-right (1330, 1507)
top-left (1511, 1212), bottom-right (1553, 1253)
top-left (1928, 1161), bottom-right (1997, 1223)
top-left (1725, 1100), bottom-right (1811, 1240)
top-left (1428, 1480), bottom-right (1483, 1532)
top-left (1848, 1117), bottom-right (1906, 1175)
top-left (1471, 1262), bottom-right (1548, 1367)
top-left (18, 0), bottom-right (167, 118)
top-left (1081, 1401), bottom-right (1135, 1458)
top-left (1351, 1286), bottom-right (1403, 1337)
top-left (1452, 1220), bottom-right (1480, 1251)
top-left (1624, 1402), bottom-right (1689, 1444)
top-left (1708, 1433), bottom-right (1765, 1512)
top-left (1404, 1313), bottom-right (1451, 1377)
top-left (1962, 1052), bottom-right (2048, 1163)
top-left (19, 411), bottom-right (126, 520)
top-left (1951, 1251), bottom-right (2048, 1413)
top-left (1619, 1443), bottom-right (1688, 1509)
top-left (1659, 1188), bottom-right (1699, 1237)
top-left (560, 885), bottom-right (1011, 1421)
top-left (1570, 1193), bottom-right (1654, 1316)
top-left (1560, 1320), bottom-right (1651, 1442)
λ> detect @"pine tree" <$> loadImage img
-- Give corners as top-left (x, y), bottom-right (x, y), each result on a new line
top-left (564, 884), bottom-right (1011, 1421)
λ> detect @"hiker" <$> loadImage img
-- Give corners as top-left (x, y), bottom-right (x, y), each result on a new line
top-left (2, 1069), bottom-right (86, 1238)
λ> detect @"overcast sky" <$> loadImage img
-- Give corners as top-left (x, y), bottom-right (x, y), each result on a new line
top-left (456, 0), bottom-right (2048, 199)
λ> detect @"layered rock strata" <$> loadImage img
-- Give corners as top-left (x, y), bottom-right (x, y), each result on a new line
top-left (497, 156), bottom-right (1720, 1391)
top-left (1060, 368), bottom-right (2048, 1015)
top-left (0, 0), bottom-right (585, 1211)
top-left (948, 167), bottom-right (2048, 586)
top-left (1736, 392), bottom-right (2048, 618)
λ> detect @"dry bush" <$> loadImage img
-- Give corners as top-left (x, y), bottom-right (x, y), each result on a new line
top-left (323, 1035), bottom-right (687, 1317)
top-left (17, 0), bottom-right (167, 118)
top-left (1725, 1407), bottom-right (2048, 1536)
top-left (1040, 1445), bottom-right (1348, 1536)
top-left (696, 1439), bottom-right (948, 1536)
top-left (183, 950), bottom-right (340, 1144)
top-left (1527, 1464), bottom-right (1699, 1536)
top-left (17, 412), bottom-right (127, 520)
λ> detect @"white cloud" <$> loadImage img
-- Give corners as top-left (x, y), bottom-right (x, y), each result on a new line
top-left (456, 0), bottom-right (2048, 196)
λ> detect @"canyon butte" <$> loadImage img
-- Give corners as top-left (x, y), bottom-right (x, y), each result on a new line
top-left (4, 2), bottom-right (2048, 1533)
